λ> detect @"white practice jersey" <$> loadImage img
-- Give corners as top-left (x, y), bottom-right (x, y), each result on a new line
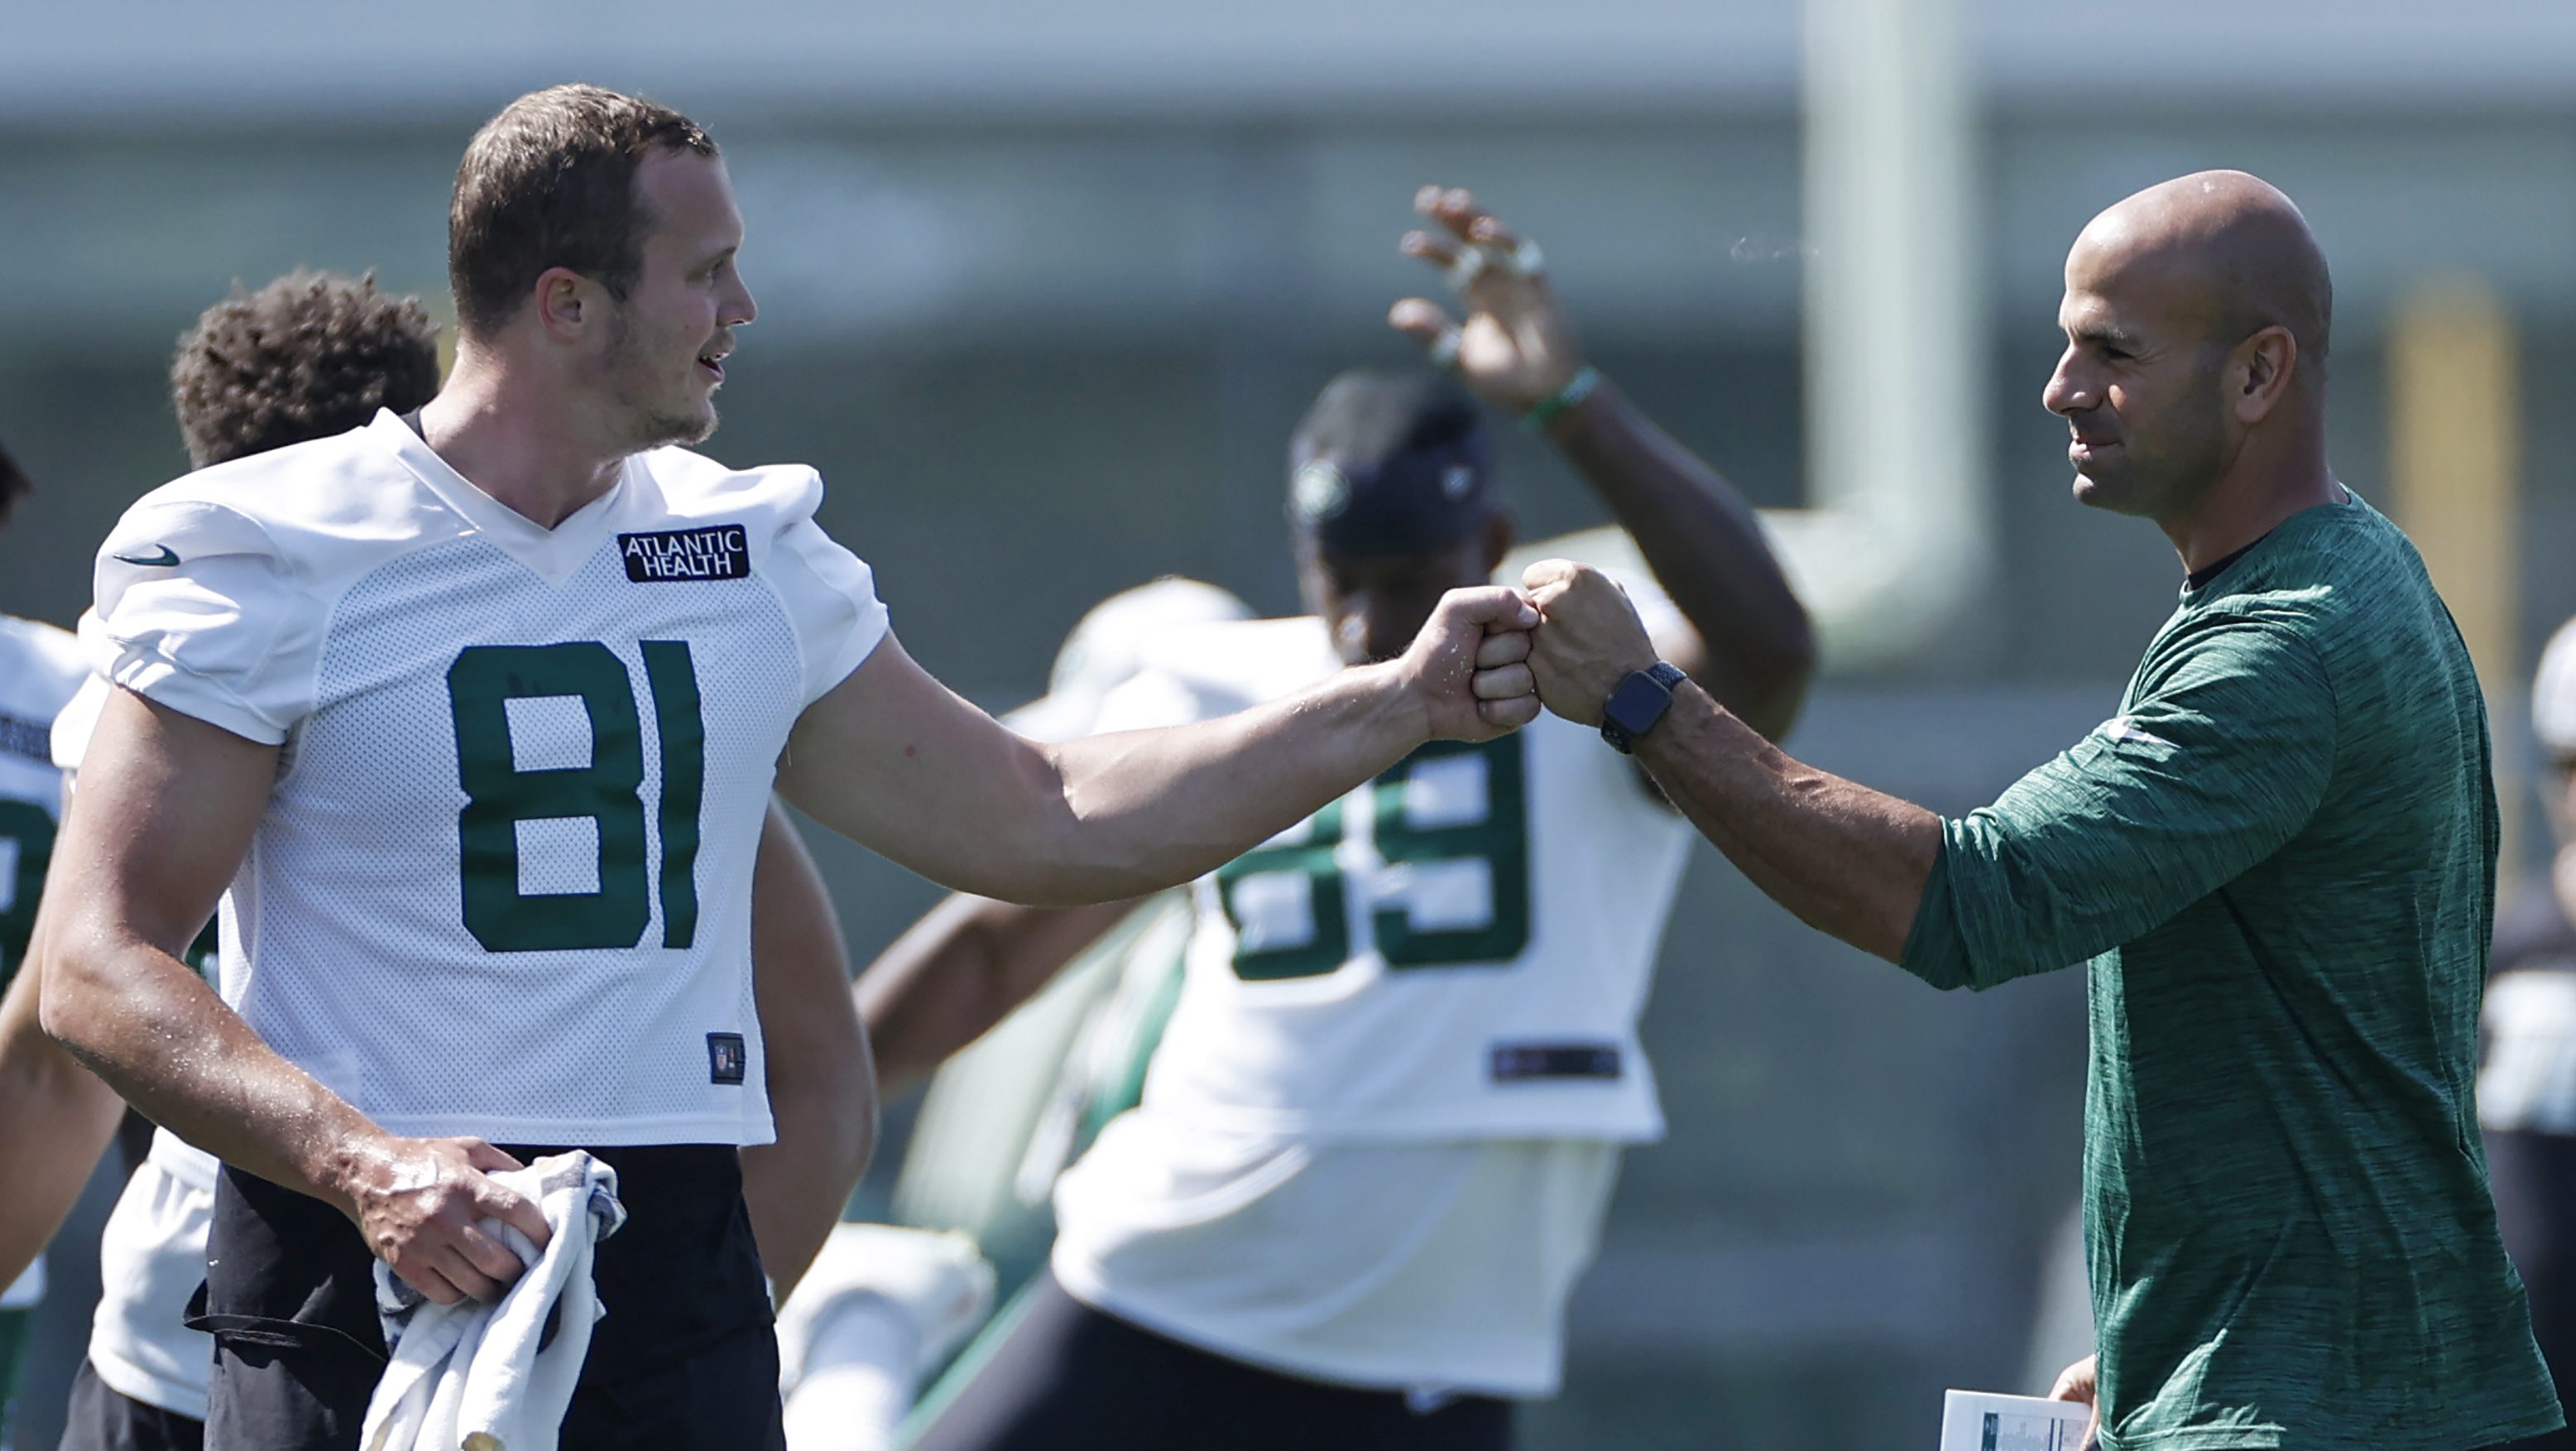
top-left (1101, 614), bottom-right (1691, 1143)
top-left (84, 411), bottom-right (885, 1146)
top-left (1051, 609), bottom-right (1695, 1396)
top-left (0, 613), bottom-right (85, 1311)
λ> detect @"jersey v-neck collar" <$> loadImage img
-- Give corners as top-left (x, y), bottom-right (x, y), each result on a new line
top-left (366, 409), bottom-right (640, 587)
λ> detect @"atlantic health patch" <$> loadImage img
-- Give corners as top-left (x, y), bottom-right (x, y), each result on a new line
top-left (621, 525), bottom-right (751, 583)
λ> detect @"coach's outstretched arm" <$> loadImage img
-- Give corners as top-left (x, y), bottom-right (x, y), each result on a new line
top-left (776, 587), bottom-right (1537, 908)
top-left (36, 689), bottom-right (553, 1304)
top-left (1519, 560), bottom-right (2333, 978)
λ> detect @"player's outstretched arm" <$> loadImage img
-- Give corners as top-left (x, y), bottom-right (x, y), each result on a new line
top-left (1392, 185), bottom-right (1816, 741)
top-left (857, 893), bottom-right (1141, 1096)
top-left (35, 687), bottom-right (551, 1304)
top-left (777, 586), bottom-right (1538, 908)
top-left (0, 919), bottom-right (125, 1287)
top-left (742, 800), bottom-right (873, 1304)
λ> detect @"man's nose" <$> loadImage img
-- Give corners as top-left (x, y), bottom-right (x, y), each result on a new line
top-left (2044, 353), bottom-right (2094, 416)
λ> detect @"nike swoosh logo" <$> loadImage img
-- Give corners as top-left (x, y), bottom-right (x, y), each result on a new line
top-left (112, 545), bottom-right (180, 567)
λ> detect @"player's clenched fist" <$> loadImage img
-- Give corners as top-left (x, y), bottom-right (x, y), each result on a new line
top-left (1391, 585), bottom-right (1542, 741)
top-left (1522, 560), bottom-right (1657, 727)
top-left (337, 1133), bottom-right (552, 1304)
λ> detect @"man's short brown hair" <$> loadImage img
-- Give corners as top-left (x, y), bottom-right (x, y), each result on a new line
top-left (448, 84), bottom-right (717, 339)
top-left (172, 270), bottom-right (443, 468)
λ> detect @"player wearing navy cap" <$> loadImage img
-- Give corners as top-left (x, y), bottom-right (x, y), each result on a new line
top-left (873, 188), bottom-right (1815, 1451)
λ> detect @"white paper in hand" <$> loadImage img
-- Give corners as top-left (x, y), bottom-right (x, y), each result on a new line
top-left (1938, 1389), bottom-right (2089, 1451)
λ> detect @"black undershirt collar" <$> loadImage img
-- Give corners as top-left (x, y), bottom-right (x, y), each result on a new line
top-left (2185, 532), bottom-right (2269, 591)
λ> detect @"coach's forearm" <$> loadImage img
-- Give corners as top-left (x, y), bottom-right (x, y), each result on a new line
top-left (0, 956), bottom-right (125, 1285)
top-left (40, 931), bottom-right (386, 1214)
top-left (1024, 662), bottom-right (1427, 906)
top-left (1634, 685), bottom-right (1940, 962)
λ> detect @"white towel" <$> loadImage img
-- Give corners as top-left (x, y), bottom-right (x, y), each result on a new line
top-left (361, 1151), bottom-right (626, 1451)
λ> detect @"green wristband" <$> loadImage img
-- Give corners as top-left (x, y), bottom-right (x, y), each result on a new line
top-left (1522, 365), bottom-right (1601, 431)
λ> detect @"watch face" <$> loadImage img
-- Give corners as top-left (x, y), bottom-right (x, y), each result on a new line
top-left (1605, 671), bottom-right (1669, 733)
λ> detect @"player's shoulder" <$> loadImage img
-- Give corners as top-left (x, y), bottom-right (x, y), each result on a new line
top-left (105, 413), bottom-right (451, 576)
top-left (0, 614), bottom-right (86, 720)
top-left (634, 446), bottom-right (826, 535)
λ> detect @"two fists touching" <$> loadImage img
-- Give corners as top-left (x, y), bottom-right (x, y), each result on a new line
top-left (1406, 560), bottom-right (1664, 742)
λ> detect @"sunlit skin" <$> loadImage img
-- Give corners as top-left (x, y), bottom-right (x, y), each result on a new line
top-left (2038, 169), bottom-right (2339, 574)
top-left (1298, 512), bottom-right (1514, 666)
top-left (420, 148), bottom-right (757, 528)
top-left (599, 150), bottom-right (757, 450)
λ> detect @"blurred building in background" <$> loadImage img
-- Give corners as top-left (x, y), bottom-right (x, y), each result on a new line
top-left (6, 2), bottom-right (2575, 1445)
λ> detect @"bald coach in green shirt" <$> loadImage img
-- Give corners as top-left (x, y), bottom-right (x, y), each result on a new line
top-left (1514, 171), bottom-right (2563, 1449)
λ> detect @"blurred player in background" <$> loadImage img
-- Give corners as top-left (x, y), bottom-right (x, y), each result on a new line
top-left (0, 436), bottom-right (91, 1449)
top-left (2478, 615), bottom-right (2576, 1451)
top-left (34, 84), bottom-right (1533, 1449)
top-left (867, 188), bottom-right (1813, 1451)
top-left (6, 268), bottom-right (871, 1451)
top-left (774, 577), bottom-right (1254, 1451)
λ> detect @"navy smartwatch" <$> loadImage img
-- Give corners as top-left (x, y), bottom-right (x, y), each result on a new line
top-left (1600, 661), bottom-right (1687, 754)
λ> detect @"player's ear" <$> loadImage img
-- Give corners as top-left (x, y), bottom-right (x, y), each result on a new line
top-left (1480, 510), bottom-right (1516, 574)
top-left (533, 267), bottom-right (592, 344)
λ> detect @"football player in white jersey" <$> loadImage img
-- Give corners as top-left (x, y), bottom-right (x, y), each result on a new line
top-left (0, 435), bottom-right (93, 1449)
top-left (870, 190), bottom-right (1815, 1451)
top-left (28, 86), bottom-right (1536, 1450)
top-left (4, 268), bottom-right (871, 1451)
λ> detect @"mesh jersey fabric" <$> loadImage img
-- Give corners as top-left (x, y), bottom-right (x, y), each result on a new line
top-left (1902, 493), bottom-right (2560, 1451)
top-left (1046, 604), bottom-right (1691, 1393)
top-left (83, 411), bottom-right (886, 1145)
top-left (1085, 613), bottom-right (1690, 1143)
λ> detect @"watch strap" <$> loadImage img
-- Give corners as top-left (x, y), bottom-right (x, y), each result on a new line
top-left (1600, 662), bottom-right (1687, 754)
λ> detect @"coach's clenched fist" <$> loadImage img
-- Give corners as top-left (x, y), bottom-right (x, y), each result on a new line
top-left (1521, 560), bottom-right (1657, 727)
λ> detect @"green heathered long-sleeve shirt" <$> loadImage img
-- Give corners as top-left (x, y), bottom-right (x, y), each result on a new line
top-left (1902, 493), bottom-right (2560, 1450)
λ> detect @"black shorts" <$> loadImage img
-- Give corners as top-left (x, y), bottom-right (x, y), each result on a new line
top-left (58, 1357), bottom-right (205, 1451)
top-left (196, 1143), bottom-right (783, 1451)
top-left (2487, 1128), bottom-right (2576, 1451)
top-left (906, 1269), bottom-right (1513, 1451)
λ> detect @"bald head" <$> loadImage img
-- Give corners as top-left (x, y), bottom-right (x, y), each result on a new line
top-left (2044, 171), bottom-right (2339, 526)
top-left (2070, 171), bottom-right (2332, 381)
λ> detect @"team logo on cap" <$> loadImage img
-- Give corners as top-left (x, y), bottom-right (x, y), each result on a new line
top-left (1293, 460), bottom-right (1352, 525)
top-left (1442, 464), bottom-right (1475, 501)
